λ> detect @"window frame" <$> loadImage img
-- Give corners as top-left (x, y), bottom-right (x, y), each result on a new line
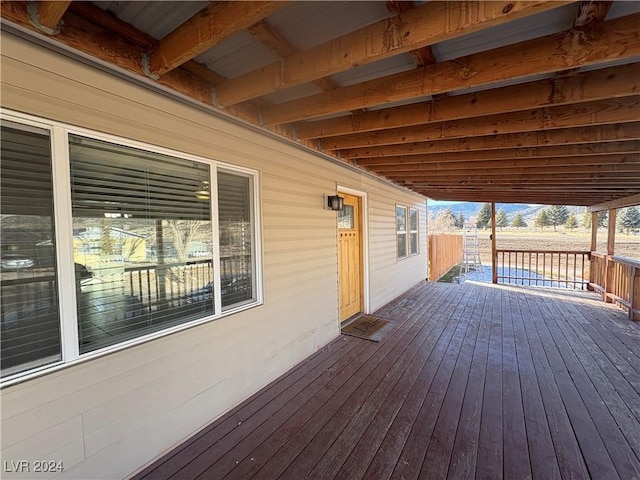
top-left (396, 204), bottom-right (420, 260)
top-left (396, 205), bottom-right (408, 259)
top-left (409, 207), bottom-right (419, 256)
top-left (0, 109), bottom-right (263, 386)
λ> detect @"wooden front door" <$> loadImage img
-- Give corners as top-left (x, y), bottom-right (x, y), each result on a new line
top-left (338, 193), bottom-right (362, 322)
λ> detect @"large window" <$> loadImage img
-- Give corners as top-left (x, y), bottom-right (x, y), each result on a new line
top-left (396, 206), bottom-right (407, 258)
top-left (1, 123), bottom-right (61, 377)
top-left (0, 112), bottom-right (261, 381)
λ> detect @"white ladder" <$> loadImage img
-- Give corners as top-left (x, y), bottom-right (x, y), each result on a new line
top-left (462, 227), bottom-right (484, 279)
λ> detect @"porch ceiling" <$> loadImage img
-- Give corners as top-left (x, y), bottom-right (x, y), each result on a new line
top-left (2, 1), bottom-right (639, 207)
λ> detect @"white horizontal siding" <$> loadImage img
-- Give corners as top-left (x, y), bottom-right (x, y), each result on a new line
top-left (0, 31), bottom-right (427, 479)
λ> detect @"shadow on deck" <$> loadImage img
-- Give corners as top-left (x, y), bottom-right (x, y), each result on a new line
top-left (132, 281), bottom-right (640, 480)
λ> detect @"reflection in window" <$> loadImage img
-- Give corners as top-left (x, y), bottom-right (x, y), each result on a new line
top-left (410, 208), bottom-right (419, 255)
top-left (218, 170), bottom-right (255, 309)
top-left (1, 123), bottom-right (61, 377)
top-left (338, 205), bottom-right (354, 229)
top-left (69, 135), bottom-right (214, 353)
top-left (396, 206), bottom-right (407, 258)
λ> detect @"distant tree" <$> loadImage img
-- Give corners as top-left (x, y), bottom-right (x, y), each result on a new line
top-left (547, 205), bottom-right (569, 232)
top-left (565, 213), bottom-right (579, 231)
top-left (582, 210), bottom-right (608, 229)
top-left (599, 211), bottom-right (609, 228)
top-left (101, 218), bottom-right (115, 255)
top-left (619, 206), bottom-right (640, 233)
top-left (495, 208), bottom-right (509, 231)
top-left (511, 212), bottom-right (527, 230)
top-left (476, 203), bottom-right (492, 229)
top-left (534, 210), bottom-right (551, 231)
top-left (454, 212), bottom-right (465, 229)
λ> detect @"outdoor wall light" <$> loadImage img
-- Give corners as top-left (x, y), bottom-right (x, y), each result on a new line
top-left (327, 195), bottom-right (345, 211)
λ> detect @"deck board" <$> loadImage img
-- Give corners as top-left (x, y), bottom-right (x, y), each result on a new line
top-left (132, 281), bottom-right (640, 480)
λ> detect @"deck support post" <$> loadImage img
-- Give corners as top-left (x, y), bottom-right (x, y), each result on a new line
top-left (491, 202), bottom-right (497, 284)
top-left (588, 211), bottom-right (598, 290)
top-left (604, 208), bottom-right (617, 303)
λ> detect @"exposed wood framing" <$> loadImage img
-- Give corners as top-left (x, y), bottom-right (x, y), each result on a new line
top-left (36, 1), bottom-right (71, 30)
top-left (385, 0), bottom-right (437, 67)
top-left (340, 123), bottom-right (640, 159)
top-left (216, 1), bottom-right (569, 106)
top-left (588, 194), bottom-right (640, 212)
top-left (2, 1), bottom-right (638, 207)
top-left (322, 97), bottom-right (640, 150)
top-left (295, 63), bottom-right (640, 139)
top-left (263, 13), bottom-right (640, 125)
top-left (247, 20), bottom-right (337, 93)
top-left (574, 0), bottom-right (613, 27)
top-left (369, 154), bottom-right (639, 174)
top-left (147, 1), bottom-right (288, 77)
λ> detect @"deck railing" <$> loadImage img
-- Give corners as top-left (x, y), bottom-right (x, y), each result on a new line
top-left (590, 252), bottom-right (640, 321)
top-left (495, 249), bottom-right (590, 289)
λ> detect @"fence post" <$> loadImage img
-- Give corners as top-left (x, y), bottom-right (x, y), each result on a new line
top-left (631, 266), bottom-right (638, 321)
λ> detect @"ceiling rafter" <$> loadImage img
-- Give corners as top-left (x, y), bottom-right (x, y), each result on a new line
top-left (574, 0), bottom-right (613, 27)
top-left (322, 96), bottom-right (640, 150)
top-left (385, 166), bottom-right (640, 179)
top-left (247, 20), bottom-right (338, 93)
top-left (35, 1), bottom-right (71, 30)
top-left (341, 123), bottom-right (640, 159)
top-left (384, 1), bottom-right (437, 67)
top-left (2, 1), bottom-right (637, 207)
top-left (263, 13), bottom-right (640, 125)
top-left (356, 142), bottom-right (640, 167)
top-left (216, 1), bottom-right (570, 106)
top-left (368, 154), bottom-right (639, 174)
top-left (147, 1), bottom-right (288, 78)
top-left (295, 62), bottom-right (640, 139)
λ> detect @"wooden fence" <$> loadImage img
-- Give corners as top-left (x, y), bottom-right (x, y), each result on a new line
top-left (428, 234), bottom-right (463, 281)
top-left (590, 252), bottom-right (640, 321)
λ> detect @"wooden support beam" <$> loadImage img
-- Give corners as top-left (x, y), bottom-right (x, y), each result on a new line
top-left (296, 63), bottom-right (640, 139)
top-left (574, 0), bottom-right (613, 27)
top-left (37, 1), bottom-right (71, 30)
top-left (147, 1), bottom-right (288, 77)
top-left (369, 154), bottom-right (639, 174)
top-left (588, 193), bottom-right (640, 212)
top-left (386, 171), bottom-right (640, 182)
top-left (341, 123), bottom-right (640, 159)
top-left (67, 2), bottom-right (227, 85)
top-left (0, 2), bottom-right (261, 125)
top-left (356, 142), bottom-right (640, 166)
top-left (423, 192), bottom-right (623, 204)
top-left (604, 207), bottom-right (618, 301)
top-left (491, 202), bottom-right (497, 284)
top-left (590, 212), bottom-right (598, 252)
top-left (263, 13), bottom-right (640, 125)
top-left (323, 97), bottom-right (640, 150)
top-left (216, 1), bottom-right (570, 106)
top-left (247, 20), bottom-right (338, 93)
top-left (385, 1), bottom-right (437, 66)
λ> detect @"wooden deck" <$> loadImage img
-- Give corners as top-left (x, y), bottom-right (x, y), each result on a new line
top-left (132, 281), bottom-right (640, 480)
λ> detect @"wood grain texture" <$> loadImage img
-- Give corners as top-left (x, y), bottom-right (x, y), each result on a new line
top-left (341, 122), bottom-right (640, 159)
top-left (295, 63), bottom-right (640, 139)
top-left (132, 282), bottom-right (640, 480)
top-left (323, 97), bottom-right (640, 150)
top-left (263, 13), bottom-right (640, 125)
top-left (216, 1), bottom-right (568, 106)
top-left (148, 1), bottom-right (287, 76)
